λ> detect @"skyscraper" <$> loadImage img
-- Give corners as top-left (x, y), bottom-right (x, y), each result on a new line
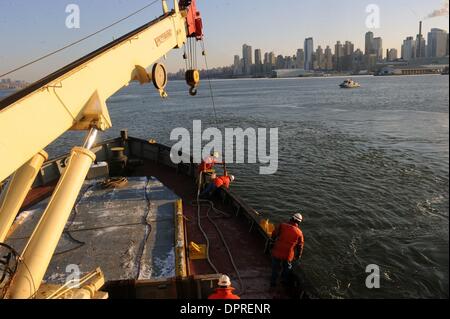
top-left (351, 49), bottom-right (364, 72)
top-left (276, 55), bottom-right (285, 69)
top-left (269, 52), bottom-right (276, 66)
top-left (401, 37), bottom-right (416, 60)
top-left (415, 21), bottom-right (426, 59)
top-left (255, 49), bottom-right (262, 65)
top-left (372, 37), bottom-right (383, 61)
top-left (242, 44), bottom-right (253, 75)
top-left (315, 46), bottom-right (325, 70)
top-left (334, 41), bottom-right (344, 71)
top-left (344, 41), bottom-right (354, 56)
top-left (427, 28), bottom-right (448, 58)
top-left (233, 55), bottom-right (242, 75)
top-left (296, 49), bottom-right (305, 69)
top-left (365, 31), bottom-right (374, 55)
top-left (254, 49), bottom-right (262, 74)
top-left (324, 46), bottom-right (333, 70)
top-left (343, 41), bottom-right (355, 70)
top-left (387, 49), bottom-right (398, 61)
top-left (263, 52), bottom-right (269, 73)
top-left (304, 37), bottom-right (314, 71)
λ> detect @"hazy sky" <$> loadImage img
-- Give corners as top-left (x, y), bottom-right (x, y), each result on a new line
top-left (0, 0), bottom-right (448, 81)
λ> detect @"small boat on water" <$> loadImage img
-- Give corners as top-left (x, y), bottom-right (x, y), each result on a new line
top-left (339, 79), bottom-right (360, 89)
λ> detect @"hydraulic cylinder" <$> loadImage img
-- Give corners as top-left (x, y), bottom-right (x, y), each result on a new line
top-left (7, 147), bottom-right (95, 299)
top-left (0, 150), bottom-right (48, 243)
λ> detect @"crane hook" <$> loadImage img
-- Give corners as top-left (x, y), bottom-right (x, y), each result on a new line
top-left (189, 87), bottom-right (198, 96)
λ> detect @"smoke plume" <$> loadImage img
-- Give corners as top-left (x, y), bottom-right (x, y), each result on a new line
top-left (425, 0), bottom-right (449, 19)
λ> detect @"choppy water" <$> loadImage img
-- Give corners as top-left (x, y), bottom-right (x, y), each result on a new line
top-left (1, 75), bottom-right (448, 298)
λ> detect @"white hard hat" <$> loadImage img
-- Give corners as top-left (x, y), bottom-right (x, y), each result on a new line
top-left (218, 274), bottom-right (231, 287)
top-left (292, 213), bottom-right (303, 223)
top-left (211, 151), bottom-right (220, 158)
top-left (229, 175), bottom-right (235, 182)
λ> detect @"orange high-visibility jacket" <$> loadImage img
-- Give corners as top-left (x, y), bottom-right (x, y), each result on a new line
top-left (208, 288), bottom-right (240, 300)
top-left (214, 176), bottom-right (231, 189)
top-left (271, 222), bottom-right (304, 262)
top-left (198, 155), bottom-right (219, 173)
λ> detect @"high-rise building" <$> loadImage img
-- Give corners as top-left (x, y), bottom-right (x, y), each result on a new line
top-left (365, 31), bottom-right (374, 55)
top-left (415, 35), bottom-right (426, 59)
top-left (304, 37), bottom-right (314, 71)
top-left (372, 37), bottom-right (383, 61)
top-left (365, 54), bottom-right (378, 72)
top-left (254, 49), bottom-right (262, 74)
top-left (269, 52), bottom-right (276, 66)
top-left (233, 55), bottom-right (242, 75)
top-left (315, 46), bottom-right (325, 70)
top-left (296, 49), bottom-right (305, 69)
top-left (342, 41), bottom-right (355, 70)
top-left (334, 41), bottom-right (344, 71)
top-left (263, 52), bottom-right (270, 74)
top-left (427, 28), bottom-right (448, 58)
top-left (255, 49), bottom-right (262, 65)
top-left (242, 44), bottom-right (253, 75)
top-left (415, 21), bottom-right (426, 59)
top-left (351, 49), bottom-right (364, 72)
top-left (285, 56), bottom-right (295, 69)
top-left (276, 55), bottom-right (285, 69)
top-left (387, 49), bottom-right (398, 61)
top-left (344, 41), bottom-right (354, 56)
top-left (447, 33), bottom-right (449, 56)
top-left (401, 37), bottom-right (416, 60)
top-left (324, 46), bottom-right (333, 70)
top-left (263, 52), bottom-right (269, 65)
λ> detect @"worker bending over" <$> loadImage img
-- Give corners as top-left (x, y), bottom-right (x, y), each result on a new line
top-left (270, 213), bottom-right (304, 287)
top-left (208, 275), bottom-right (240, 300)
top-left (200, 174), bottom-right (235, 198)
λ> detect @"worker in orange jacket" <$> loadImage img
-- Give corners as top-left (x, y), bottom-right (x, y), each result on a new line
top-left (198, 151), bottom-right (221, 174)
top-left (208, 275), bottom-right (240, 300)
top-left (270, 213), bottom-right (304, 287)
top-left (200, 174), bottom-right (234, 198)
top-left (197, 151), bottom-right (222, 193)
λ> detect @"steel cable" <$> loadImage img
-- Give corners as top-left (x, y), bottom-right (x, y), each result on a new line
top-left (0, 0), bottom-right (160, 78)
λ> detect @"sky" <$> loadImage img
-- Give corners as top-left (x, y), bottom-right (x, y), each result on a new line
top-left (0, 0), bottom-right (448, 82)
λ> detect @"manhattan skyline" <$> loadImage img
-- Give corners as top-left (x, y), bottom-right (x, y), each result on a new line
top-left (0, 0), bottom-right (448, 81)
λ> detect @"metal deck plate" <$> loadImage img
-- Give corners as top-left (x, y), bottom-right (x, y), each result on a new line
top-left (7, 177), bottom-right (180, 284)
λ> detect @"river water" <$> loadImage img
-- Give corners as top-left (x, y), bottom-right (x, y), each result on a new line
top-left (1, 75), bottom-right (448, 298)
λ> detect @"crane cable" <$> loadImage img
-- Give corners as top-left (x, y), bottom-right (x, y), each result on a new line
top-left (192, 42), bottom-right (246, 292)
top-left (200, 39), bottom-right (219, 126)
top-left (0, 0), bottom-right (160, 78)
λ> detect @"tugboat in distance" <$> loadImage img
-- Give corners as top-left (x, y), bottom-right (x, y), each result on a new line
top-left (339, 78), bottom-right (361, 88)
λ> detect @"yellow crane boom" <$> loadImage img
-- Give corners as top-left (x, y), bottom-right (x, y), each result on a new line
top-left (0, 0), bottom-right (204, 299)
top-left (0, 0), bottom-right (194, 183)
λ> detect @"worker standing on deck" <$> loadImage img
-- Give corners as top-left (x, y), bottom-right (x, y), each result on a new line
top-left (208, 275), bottom-right (240, 299)
top-left (200, 174), bottom-right (234, 198)
top-left (270, 213), bottom-right (304, 287)
top-left (198, 151), bottom-right (221, 174)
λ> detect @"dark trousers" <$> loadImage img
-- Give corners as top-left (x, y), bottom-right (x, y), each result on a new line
top-left (271, 257), bottom-right (292, 286)
top-left (200, 182), bottom-right (217, 197)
